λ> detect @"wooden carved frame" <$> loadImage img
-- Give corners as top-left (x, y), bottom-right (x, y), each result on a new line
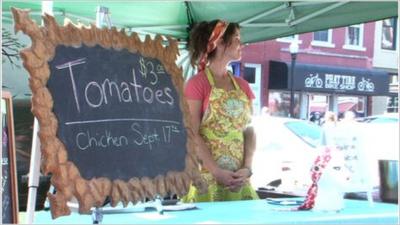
top-left (2, 91), bottom-right (19, 224)
top-left (11, 8), bottom-right (204, 219)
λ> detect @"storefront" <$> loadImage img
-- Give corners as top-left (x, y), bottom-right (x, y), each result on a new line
top-left (268, 61), bottom-right (390, 120)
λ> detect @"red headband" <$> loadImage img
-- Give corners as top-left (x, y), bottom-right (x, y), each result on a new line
top-left (198, 20), bottom-right (229, 71)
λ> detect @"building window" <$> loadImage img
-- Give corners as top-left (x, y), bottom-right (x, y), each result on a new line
top-left (387, 96), bottom-right (398, 113)
top-left (308, 94), bottom-right (328, 115)
top-left (381, 18), bottom-right (397, 50)
top-left (229, 62), bottom-right (241, 76)
top-left (389, 74), bottom-right (398, 93)
top-left (337, 96), bottom-right (366, 118)
top-left (346, 24), bottom-right (363, 46)
top-left (244, 67), bottom-right (256, 84)
top-left (343, 24), bottom-right (365, 51)
top-left (268, 91), bottom-right (300, 118)
top-left (356, 97), bottom-right (365, 112)
top-left (311, 29), bottom-right (335, 48)
top-left (314, 30), bottom-right (329, 42)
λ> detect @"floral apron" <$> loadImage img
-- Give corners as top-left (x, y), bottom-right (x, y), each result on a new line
top-left (183, 68), bottom-right (259, 202)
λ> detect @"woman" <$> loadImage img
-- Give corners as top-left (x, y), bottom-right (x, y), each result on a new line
top-left (183, 20), bottom-right (259, 202)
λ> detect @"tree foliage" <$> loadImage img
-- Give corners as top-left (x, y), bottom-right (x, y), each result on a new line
top-left (2, 28), bottom-right (25, 68)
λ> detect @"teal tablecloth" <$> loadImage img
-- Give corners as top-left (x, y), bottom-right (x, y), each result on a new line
top-left (22, 199), bottom-right (399, 224)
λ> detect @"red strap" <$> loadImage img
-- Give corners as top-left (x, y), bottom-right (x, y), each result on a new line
top-left (297, 147), bottom-right (332, 210)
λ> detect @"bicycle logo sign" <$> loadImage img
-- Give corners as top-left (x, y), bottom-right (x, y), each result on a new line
top-left (357, 77), bottom-right (375, 92)
top-left (304, 73), bottom-right (375, 93)
top-left (305, 73), bottom-right (323, 88)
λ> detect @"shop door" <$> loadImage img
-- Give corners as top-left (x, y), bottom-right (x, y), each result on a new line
top-left (244, 63), bottom-right (261, 114)
top-left (308, 94), bottom-right (329, 124)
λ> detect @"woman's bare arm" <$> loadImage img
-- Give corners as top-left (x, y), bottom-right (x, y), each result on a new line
top-left (243, 125), bottom-right (256, 170)
top-left (232, 104), bottom-right (256, 186)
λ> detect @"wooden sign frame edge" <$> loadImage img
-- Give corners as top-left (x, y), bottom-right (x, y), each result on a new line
top-left (11, 8), bottom-right (203, 219)
top-left (2, 91), bottom-right (19, 224)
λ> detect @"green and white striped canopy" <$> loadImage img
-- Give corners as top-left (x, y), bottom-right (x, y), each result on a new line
top-left (2, 1), bottom-right (397, 43)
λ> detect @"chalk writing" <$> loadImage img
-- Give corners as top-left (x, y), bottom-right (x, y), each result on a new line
top-left (59, 59), bottom-right (174, 111)
top-left (65, 118), bottom-right (180, 125)
top-left (72, 120), bottom-right (181, 151)
top-left (162, 125), bottom-right (180, 143)
top-left (139, 57), bottom-right (159, 85)
top-left (76, 130), bottom-right (129, 150)
top-left (56, 58), bottom-right (87, 112)
top-left (131, 123), bottom-right (161, 150)
top-left (47, 45), bottom-right (187, 180)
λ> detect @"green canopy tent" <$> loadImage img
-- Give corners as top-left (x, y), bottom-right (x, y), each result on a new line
top-left (2, 1), bottom-right (398, 81)
top-left (2, 1), bottom-right (398, 43)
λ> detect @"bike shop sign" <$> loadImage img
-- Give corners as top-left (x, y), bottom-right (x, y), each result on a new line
top-left (300, 71), bottom-right (389, 95)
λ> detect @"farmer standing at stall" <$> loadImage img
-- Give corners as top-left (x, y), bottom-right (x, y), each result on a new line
top-left (183, 20), bottom-right (259, 202)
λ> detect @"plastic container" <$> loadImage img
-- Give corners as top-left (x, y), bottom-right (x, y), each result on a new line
top-left (379, 160), bottom-right (398, 203)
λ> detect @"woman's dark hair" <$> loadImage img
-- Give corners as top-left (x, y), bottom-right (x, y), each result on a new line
top-left (188, 20), bottom-right (240, 66)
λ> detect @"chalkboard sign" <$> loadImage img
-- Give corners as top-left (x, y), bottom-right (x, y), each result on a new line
top-left (12, 8), bottom-right (201, 219)
top-left (2, 91), bottom-right (19, 224)
top-left (47, 45), bottom-right (188, 181)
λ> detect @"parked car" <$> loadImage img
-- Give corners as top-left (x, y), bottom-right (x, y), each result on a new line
top-left (356, 113), bottom-right (398, 124)
top-left (250, 116), bottom-right (323, 195)
top-left (250, 113), bottom-right (399, 200)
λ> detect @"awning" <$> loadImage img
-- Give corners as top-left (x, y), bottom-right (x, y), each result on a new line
top-left (2, 1), bottom-right (397, 44)
top-left (269, 60), bottom-right (390, 96)
top-left (2, 1), bottom-right (397, 100)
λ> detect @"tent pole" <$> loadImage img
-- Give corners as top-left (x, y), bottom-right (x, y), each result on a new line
top-left (240, 4), bottom-right (286, 25)
top-left (26, 118), bottom-right (41, 224)
top-left (291, 1), bottom-right (348, 26)
top-left (96, 6), bottom-right (112, 28)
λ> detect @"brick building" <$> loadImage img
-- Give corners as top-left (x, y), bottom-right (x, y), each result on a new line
top-left (239, 18), bottom-right (398, 119)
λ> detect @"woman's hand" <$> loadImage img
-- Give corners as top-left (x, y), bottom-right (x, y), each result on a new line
top-left (212, 168), bottom-right (243, 188)
top-left (215, 168), bottom-right (252, 192)
top-left (234, 168), bottom-right (252, 179)
top-left (226, 168), bottom-right (252, 192)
